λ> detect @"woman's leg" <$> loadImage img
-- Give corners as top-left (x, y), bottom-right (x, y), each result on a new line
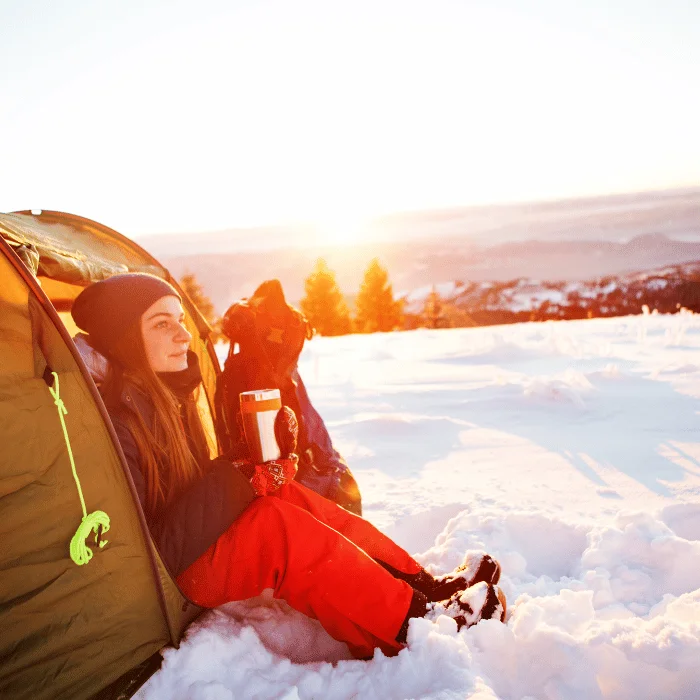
top-left (274, 480), bottom-right (422, 576)
top-left (275, 483), bottom-right (501, 602)
top-left (176, 495), bottom-right (417, 659)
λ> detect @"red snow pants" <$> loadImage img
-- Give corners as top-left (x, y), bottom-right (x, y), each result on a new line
top-left (176, 480), bottom-right (422, 658)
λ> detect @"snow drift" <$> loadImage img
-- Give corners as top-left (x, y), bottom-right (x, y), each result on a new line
top-left (137, 313), bottom-right (700, 700)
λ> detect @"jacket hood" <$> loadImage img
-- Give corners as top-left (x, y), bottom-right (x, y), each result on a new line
top-left (73, 332), bottom-right (149, 417)
top-left (74, 333), bottom-right (109, 385)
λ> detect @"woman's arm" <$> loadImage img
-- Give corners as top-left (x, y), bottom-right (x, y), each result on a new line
top-left (112, 418), bottom-right (255, 576)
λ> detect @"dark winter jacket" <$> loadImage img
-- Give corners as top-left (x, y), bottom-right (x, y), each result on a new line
top-left (109, 383), bottom-right (255, 577)
top-left (74, 334), bottom-right (255, 577)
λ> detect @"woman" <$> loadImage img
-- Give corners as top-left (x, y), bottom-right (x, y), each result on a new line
top-left (71, 273), bottom-right (506, 659)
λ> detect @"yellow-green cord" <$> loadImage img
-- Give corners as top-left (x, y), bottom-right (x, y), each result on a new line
top-left (49, 371), bottom-right (111, 566)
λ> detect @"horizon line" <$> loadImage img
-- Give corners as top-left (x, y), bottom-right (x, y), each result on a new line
top-left (132, 183), bottom-right (700, 241)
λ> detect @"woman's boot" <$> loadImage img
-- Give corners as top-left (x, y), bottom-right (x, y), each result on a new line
top-left (427, 581), bottom-right (507, 629)
top-left (396, 582), bottom-right (507, 644)
top-left (379, 551), bottom-right (501, 602)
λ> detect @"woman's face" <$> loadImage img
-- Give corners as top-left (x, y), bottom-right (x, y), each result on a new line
top-left (140, 296), bottom-right (192, 373)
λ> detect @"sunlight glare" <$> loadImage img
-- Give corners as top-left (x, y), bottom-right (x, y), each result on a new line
top-left (313, 211), bottom-right (373, 247)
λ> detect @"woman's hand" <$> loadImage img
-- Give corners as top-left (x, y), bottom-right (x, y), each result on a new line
top-left (249, 405), bottom-right (300, 496)
top-left (274, 405), bottom-right (298, 457)
top-left (250, 456), bottom-right (298, 496)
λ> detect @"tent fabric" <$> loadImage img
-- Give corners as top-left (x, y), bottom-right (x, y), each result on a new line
top-left (0, 214), bottom-right (210, 699)
top-left (0, 211), bottom-right (215, 338)
top-left (0, 212), bottom-right (220, 423)
top-left (0, 211), bottom-right (161, 284)
top-left (0, 210), bottom-right (221, 458)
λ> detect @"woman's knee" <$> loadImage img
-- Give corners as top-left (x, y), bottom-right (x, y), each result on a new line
top-left (239, 494), bottom-right (299, 533)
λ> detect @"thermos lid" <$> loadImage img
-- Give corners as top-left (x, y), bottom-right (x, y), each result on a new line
top-left (239, 389), bottom-right (281, 403)
top-left (239, 388), bottom-right (282, 414)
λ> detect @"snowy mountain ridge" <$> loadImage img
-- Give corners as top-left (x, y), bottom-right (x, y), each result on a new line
top-left (404, 260), bottom-right (700, 327)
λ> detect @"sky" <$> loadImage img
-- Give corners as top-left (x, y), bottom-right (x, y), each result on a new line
top-left (1, 0), bottom-right (699, 244)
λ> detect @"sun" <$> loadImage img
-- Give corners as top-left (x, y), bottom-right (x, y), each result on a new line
top-left (313, 212), bottom-right (373, 247)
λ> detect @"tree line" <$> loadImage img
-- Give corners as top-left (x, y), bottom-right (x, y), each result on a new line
top-left (300, 258), bottom-right (402, 336)
top-left (179, 257), bottom-right (403, 338)
top-left (181, 262), bottom-right (700, 340)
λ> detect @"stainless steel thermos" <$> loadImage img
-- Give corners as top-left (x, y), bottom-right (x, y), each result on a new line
top-left (239, 389), bottom-right (282, 463)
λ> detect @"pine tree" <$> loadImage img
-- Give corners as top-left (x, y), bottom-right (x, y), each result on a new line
top-left (180, 271), bottom-right (220, 338)
top-left (423, 286), bottom-right (443, 328)
top-left (355, 258), bottom-right (402, 332)
top-left (300, 259), bottom-right (351, 336)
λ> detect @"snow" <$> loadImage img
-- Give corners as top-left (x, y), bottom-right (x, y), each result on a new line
top-left (503, 287), bottom-right (566, 312)
top-left (646, 278), bottom-right (670, 291)
top-left (137, 312), bottom-right (700, 700)
top-left (403, 281), bottom-right (460, 304)
top-left (401, 281), bottom-right (461, 313)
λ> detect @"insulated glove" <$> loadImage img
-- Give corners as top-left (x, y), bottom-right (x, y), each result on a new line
top-left (274, 404), bottom-right (299, 457)
top-left (250, 456), bottom-right (298, 496)
top-left (232, 406), bottom-right (300, 496)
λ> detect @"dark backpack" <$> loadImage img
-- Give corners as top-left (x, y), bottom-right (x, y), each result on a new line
top-left (216, 279), bottom-right (362, 515)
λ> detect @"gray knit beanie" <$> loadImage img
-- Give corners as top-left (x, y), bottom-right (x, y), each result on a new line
top-left (71, 273), bottom-right (181, 356)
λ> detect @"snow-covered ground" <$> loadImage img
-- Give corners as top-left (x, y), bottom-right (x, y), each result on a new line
top-left (137, 312), bottom-right (700, 700)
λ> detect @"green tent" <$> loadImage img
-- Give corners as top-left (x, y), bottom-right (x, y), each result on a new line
top-left (0, 211), bottom-right (223, 699)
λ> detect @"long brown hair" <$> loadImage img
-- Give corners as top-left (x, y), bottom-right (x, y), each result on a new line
top-left (101, 321), bottom-right (209, 515)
